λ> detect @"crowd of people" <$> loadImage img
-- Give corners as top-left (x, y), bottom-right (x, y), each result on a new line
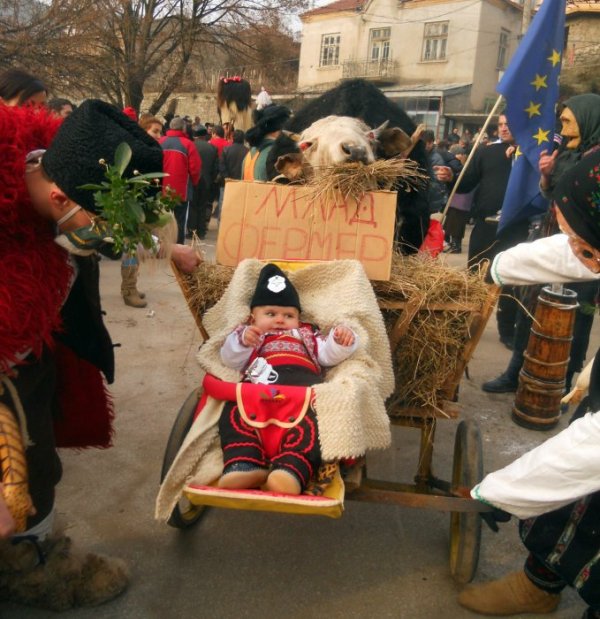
top-left (1, 64), bottom-right (600, 617)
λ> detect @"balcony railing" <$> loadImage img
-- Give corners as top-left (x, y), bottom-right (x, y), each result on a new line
top-left (342, 58), bottom-right (398, 82)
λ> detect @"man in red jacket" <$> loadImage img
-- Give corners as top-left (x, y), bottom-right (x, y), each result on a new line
top-left (209, 125), bottom-right (230, 157)
top-left (160, 116), bottom-right (201, 243)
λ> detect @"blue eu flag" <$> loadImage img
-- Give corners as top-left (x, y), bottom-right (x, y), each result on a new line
top-left (496, 0), bottom-right (566, 233)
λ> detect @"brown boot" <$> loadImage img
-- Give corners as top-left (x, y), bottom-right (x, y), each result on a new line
top-left (458, 571), bottom-right (561, 615)
top-left (0, 535), bottom-right (129, 611)
top-left (121, 266), bottom-right (147, 308)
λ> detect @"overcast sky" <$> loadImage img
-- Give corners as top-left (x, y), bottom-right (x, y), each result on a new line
top-left (289, 0), bottom-right (331, 35)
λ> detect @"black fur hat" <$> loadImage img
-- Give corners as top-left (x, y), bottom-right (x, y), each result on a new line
top-left (42, 99), bottom-right (163, 212)
top-left (250, 263), bottom-right (301, 311)
top-left (246, 104), bottom-right (291, 147)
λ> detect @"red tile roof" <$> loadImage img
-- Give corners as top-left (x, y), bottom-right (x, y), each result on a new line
top-left (302, 0), bottom-right (366, 19)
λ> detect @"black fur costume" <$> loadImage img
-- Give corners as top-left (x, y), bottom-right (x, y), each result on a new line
top-left (216, 77), bottom-right (253, 131)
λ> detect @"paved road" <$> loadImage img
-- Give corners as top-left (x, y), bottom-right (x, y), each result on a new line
top-left (2, 223), bottom-right (593, 618)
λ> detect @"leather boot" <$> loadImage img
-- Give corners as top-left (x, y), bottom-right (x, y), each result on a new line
top-left (482, 371), bottom-right (519, 393)
top-left (0, 535), bottom-right (129, 611)
top-left (458, 571), bottom-right (561, 615)
top-left (121, 266), bottom-right (147, 308)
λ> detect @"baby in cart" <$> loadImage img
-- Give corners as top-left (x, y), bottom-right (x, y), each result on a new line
top-left (218, 263), bottom-right (358, 495)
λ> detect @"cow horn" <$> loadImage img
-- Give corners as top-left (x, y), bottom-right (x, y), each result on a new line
top-left (366, 120), bottom-right (390, 140)
top-left (281, 130), bottom-right (301, 142)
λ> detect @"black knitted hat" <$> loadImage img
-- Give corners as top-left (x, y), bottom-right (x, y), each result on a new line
top-left (250, 263), bottom-right (301, 311)
top-left (42, 99), bottom-right (163, 212)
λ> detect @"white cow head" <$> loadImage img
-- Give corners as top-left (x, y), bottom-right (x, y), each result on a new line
top-left (298, 115), bottom-right (388, 170)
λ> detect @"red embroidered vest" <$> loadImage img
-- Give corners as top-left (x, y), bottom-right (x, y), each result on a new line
top-left (246, 322), bottom-right (320, 374)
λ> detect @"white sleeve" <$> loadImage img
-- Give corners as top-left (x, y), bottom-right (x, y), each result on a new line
top-left (491, 234), bottom-right (600, 286)
top-left (317, 328), bottom-right (359, 367)
top-left (471, 412), bottom-right (600, 519)
top-left (219, 330), bottom-right (253, 371)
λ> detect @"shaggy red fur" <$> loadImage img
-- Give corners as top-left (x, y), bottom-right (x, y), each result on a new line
top-left (53, 342), bottom-right (114, 448)
top-left (0, 105), bottom-right (73, 373)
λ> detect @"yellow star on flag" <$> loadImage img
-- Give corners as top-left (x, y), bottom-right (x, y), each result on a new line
top-left (531, 74), bottom-right (548, 91)
top-left (524, 101), bottom-right (542, 118)
top-left (533, 128), bottom-right (550, 145)
top-left (514, 145), bottom-right (523, 160)
top-left (547, 50), bottom-right (561, 67)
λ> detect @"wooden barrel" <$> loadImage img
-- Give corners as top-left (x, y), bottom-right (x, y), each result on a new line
top-left (530, 287), bottom-right (578, 337)
top-left (526, 328), bottom-right (573, 364)
top-left (522, 350), bottom-right (570, 382)
top-left (512, 372), bottom-right (566, 429)
top-left (511, 286), bottom-right (578, 430)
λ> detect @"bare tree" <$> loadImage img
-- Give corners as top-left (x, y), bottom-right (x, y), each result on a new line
top-left (1, 0), bottom-right (307, 110)
top-left (0, 0), bottom-right (91, 77)
top-left (215, 23), bottom-right (301, 92)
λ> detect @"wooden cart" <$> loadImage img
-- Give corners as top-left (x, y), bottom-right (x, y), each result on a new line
top-left (161, 261), bottom-right (499, 584)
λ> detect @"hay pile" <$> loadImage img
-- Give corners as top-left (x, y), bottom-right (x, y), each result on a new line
top-left (178, 261), bottom-right (233, 322)
top-left (179, 254), bottom-right (490, 416)
top-left (372, 253), bottom-right (490, 416)
top-left (307, 158), bottom-right (426, 204)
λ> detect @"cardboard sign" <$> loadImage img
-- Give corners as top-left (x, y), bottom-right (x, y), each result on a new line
top-left (216, 180), bottom-right (397, 281)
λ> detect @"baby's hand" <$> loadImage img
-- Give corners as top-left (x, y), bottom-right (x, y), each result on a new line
top-left (333, 326), bottom-right (355, 347)
top-left (242, 325), bottom-right (263, 347)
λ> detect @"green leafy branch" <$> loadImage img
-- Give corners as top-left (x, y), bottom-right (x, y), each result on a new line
top-left (79, 142), bottom-right (177, 255)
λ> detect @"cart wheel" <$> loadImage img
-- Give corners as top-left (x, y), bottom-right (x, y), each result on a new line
top-left (160, 388), bottom-right (207, 529)
top-left (449, 419), bottom-right (483, 584)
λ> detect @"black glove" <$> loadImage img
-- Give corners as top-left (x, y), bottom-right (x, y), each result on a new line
top-left (480, 506), bottom-right (511, 532)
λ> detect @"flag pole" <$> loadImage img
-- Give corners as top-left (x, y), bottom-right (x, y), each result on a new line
top-left (439, 94), bottom-right (504, 226)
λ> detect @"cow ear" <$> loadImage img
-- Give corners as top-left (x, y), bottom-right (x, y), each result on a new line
top-left (367, 120), bottom-right (390, 140)
top-left (299, 139), bottom-right (316, 152)
top-left (379, 127), bottom-right (413, 156)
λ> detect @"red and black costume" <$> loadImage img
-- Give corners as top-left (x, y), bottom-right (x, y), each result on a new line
top-left (218, 324), bottom-right (324, 491)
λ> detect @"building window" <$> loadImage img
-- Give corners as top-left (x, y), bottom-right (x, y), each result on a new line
top-left (370, 27), bottom-right (391, 62)
top-left (395, 96), bottom-right (441, 129)
top-left (320, 34), bottom-right (341, 67)
top-left (422, 21), bottom-right (448, 61)
top-left (497, 29), bottom-right (509, 69)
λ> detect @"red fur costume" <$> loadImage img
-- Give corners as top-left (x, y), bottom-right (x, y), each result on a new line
top-left (0, 105), bottom-right (71, 371)
top-left (0, 104), bottom-right (114, 450)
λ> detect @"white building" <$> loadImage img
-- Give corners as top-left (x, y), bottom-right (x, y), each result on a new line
top-left (298, 0), bottom-right (525, 136)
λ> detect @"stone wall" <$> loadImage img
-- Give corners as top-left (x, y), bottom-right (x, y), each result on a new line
top-left (561, 13), bottom-right (600, 94)
top-left (141, 92), bottom-right (221, 124)
top-left (141, 91), bottom-right (313, 125)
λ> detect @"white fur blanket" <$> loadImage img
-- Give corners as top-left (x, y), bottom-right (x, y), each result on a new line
top-left (156, 259), bottom-right (393, 521)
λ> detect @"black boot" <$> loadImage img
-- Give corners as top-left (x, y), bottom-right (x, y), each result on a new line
top-left (482, 371), bottom-right (519, 393)
top-left (448, 237), bottom-right (462, 254)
